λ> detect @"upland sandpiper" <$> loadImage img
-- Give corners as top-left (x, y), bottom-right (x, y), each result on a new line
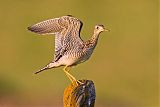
top-left (28, 15), bottom-right (109, 84)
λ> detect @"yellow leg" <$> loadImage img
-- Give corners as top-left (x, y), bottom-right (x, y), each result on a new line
top-left (63, 66), bottom-right (77, 83)
top-left (63, 66), bottom-right (84, 85)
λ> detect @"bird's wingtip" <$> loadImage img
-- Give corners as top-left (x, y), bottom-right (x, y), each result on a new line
top-left (27, 26), bottom-right (39, 33)
top-left (67, 15), bottom-right (73, 17)
top-left (27, 26), bottom-right (33, 31)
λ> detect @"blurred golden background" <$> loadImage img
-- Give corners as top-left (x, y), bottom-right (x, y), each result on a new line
top-left (0, 0), bottom-right (158, 107)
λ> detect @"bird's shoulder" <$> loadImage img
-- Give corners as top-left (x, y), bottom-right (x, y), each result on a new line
top-left (59, 15), bottom-right (83, 30)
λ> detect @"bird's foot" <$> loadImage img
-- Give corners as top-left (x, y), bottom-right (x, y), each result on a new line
top-left (72, 80), bottom-right (84, 86)
top-left (76, 80), bottom-right (84, 85)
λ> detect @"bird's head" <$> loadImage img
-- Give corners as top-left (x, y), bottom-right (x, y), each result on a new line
top-left (94, 25), bottom-right (110, 34)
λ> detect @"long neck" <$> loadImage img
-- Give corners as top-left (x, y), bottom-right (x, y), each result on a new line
top-left (85, 32), bottom-right (100, 48)
top-left (91, 32), bottom-right (100, 41)
top-left (90, 32), bottom-right (101, 46)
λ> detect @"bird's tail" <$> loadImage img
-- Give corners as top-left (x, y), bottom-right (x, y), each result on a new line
top-left (34, 61), bottom-right (56, 74)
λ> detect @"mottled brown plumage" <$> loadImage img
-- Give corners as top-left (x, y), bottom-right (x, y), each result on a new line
top-left (28, 15), bottom-right (109, 84)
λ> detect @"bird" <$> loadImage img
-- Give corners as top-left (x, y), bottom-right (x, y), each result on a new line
top-left (28, 15), bottom-right (109, 84)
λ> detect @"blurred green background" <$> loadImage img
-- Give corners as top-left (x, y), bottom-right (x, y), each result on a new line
top-left (0, 0), bottom-right (158, 107)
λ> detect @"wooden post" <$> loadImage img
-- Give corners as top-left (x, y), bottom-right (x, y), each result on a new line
top-left (63, 80), bottom-right (96, 107)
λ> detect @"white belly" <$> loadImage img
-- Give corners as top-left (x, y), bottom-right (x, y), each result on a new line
top-left (57, 49), bottom-right (94, 66)
top-left (58, 55), bottom-right (77, 66)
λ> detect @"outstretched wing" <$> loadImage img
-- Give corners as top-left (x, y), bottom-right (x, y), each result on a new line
top-left (27, 17), bottom-right (67, 35)
top-left (28, 16), bottom-right (83, 61)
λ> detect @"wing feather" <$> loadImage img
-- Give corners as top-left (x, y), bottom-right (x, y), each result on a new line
top-left (28, 16), bottom-right (83, 61)
top-left (27, 18), bottom-right (66, 35)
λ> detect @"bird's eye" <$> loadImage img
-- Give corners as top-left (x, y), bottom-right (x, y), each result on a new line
top-left (96, 26), bottom-right (99, 29)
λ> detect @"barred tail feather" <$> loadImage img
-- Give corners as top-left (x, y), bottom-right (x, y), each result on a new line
top-left (34, 61), bottom-right (57, 74)
top-left (34, 65), bottom-right (50, 74)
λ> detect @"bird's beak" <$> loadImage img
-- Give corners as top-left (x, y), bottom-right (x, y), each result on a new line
top-left (104, 29), bottom-right (110, 32)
